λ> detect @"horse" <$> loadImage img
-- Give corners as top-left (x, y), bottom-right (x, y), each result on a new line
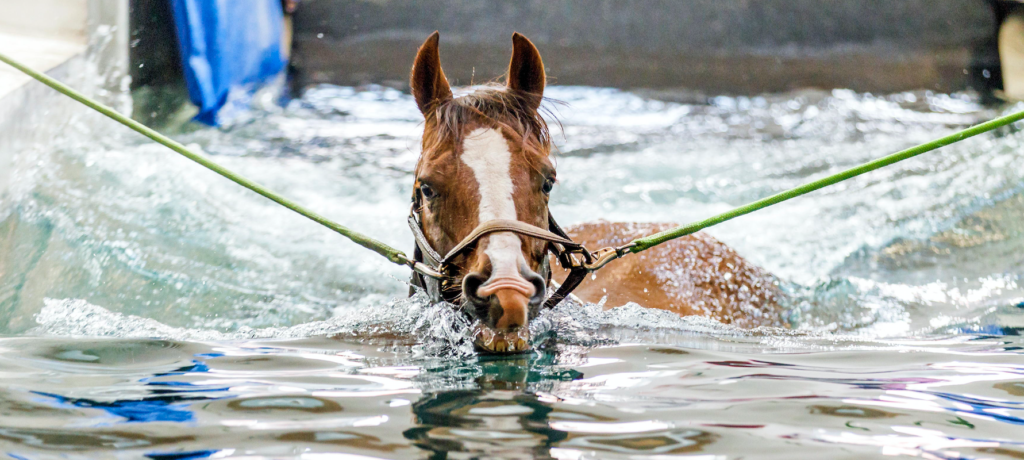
top-left (407, 32), bottom-right (783, 354)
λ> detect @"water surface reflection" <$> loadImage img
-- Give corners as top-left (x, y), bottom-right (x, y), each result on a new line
top-left (0, 337), bottom-right (1022, 458)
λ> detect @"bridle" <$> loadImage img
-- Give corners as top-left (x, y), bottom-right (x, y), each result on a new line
top-left (407, 197), bottom-right (630, 310)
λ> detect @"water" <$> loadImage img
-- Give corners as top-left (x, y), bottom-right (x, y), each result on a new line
top-left (0, 84), bottom-right (1023, 458)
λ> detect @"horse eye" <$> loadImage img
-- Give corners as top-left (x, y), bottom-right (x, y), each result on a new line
top-left (542, 178), bottom-right (555, 194)
top-left (420, 183), bottom-right (437, 200)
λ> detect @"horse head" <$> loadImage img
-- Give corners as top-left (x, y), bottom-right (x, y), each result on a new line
top-left (410, 32), bottom-right (555, 353)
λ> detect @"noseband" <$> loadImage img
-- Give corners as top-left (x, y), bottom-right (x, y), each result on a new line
top-left (408, 206), bottom-right (593, 310)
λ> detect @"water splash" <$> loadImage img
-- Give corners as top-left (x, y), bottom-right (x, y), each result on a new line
top-left (32, 294), bottom-right (475, 358)
top-left (2, 85), bottom-right (1023, 339)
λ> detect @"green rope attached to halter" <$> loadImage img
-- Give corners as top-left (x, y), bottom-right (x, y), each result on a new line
top-left (629, 107), bottom-right (1024, 253)
top-left (0, 51), bottom-right (412, 267)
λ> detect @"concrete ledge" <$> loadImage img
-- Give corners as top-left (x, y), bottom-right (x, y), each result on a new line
top-left (0, 33), bottom-right (85, 100)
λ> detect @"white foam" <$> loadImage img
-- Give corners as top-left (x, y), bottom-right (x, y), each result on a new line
top-left (33, 296), bottom-right (477, 358)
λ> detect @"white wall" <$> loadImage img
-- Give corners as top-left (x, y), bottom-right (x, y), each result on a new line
top-left (0, 0), bottom-right (89, 42)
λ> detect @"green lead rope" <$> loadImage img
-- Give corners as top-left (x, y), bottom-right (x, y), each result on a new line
top-left (3, 50), bottom-right (1023, 268)
top-left (0, 51), bottom-right (412, 267)
top-left (629, 107), bottom-right (1024, 253)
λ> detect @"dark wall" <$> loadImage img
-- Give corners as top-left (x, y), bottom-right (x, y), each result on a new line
top-left (129, 0), bottom-right (182, 89)
top-left (291, 0), bottom-right (1001, 94)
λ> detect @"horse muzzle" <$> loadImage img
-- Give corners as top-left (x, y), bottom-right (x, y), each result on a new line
top-left (462, 270), bottom-right (546, 354)
top-left (472, 322), bottom-right (532, 354)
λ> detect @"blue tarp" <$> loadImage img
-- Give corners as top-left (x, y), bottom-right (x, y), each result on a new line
top-left (170, 0), bottom-right (286, 125)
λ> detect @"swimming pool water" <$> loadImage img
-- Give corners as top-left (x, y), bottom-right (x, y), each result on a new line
top-left (0, 84), bottom-right (1022, 458)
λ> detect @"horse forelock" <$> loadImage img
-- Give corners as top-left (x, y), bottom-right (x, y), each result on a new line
top-left (419, 85), bottom-right (553, 172)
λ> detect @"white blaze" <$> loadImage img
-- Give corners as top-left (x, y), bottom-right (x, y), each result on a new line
top-left (461, 128), bottom-right (525, 280)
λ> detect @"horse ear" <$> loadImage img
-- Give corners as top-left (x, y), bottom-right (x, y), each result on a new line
top-left (507, 32), bottom-right (545, 110)
top-left (410, 31), bottom-right (453, 116)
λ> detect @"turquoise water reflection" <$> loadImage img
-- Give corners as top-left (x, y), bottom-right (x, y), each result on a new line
top-left (0, 336), bottom-right (1022, 458)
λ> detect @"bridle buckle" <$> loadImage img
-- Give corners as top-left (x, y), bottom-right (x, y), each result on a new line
top-left (582, 244), bottom-right (635, 271)
top-left (558, 243), bottom-right (634, 272)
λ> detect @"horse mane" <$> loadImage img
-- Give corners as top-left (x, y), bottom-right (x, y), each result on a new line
top-left (421, 85), bottom-right (554, 168)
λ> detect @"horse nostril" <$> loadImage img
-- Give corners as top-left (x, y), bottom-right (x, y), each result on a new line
top-left (462, 272), bottom-right (489, 305)
top-left (462, 272), bottom-right (498, 322)
top-left (462, 268), bottom-right (546, 329)
top-left (525, 271), bottom-right (547, 306)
